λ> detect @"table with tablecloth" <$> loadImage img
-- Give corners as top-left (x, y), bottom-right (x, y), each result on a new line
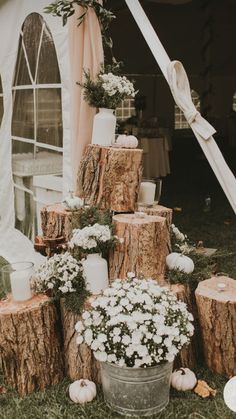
top-left (138, 130), bottom-right (171, 178)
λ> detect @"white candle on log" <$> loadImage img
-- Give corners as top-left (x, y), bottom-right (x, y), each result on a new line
top-left (138, 181), bottom-right (156, 205)
top-left (217, 282), bottom-right (227, 292)
top-left (10, 270), bottom-right (32, 301)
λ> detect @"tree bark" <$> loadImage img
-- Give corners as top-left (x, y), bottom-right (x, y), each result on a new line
top-left (195, 276), bottom-right (236, 377)
top-left (41, 203), bottom-right (83, 241)
top-left (109, 213), bottom-right (168, 283)
top-left (60, 297), bottom-right (100, 383)
top-left (170, 283), bottom-right (198, 369)
top-left (77, 145), bottom-right (143, 212)
top-left (137, 204), bottom-right (172, 253)
top-left (0, 294), bottom-right (64, 396)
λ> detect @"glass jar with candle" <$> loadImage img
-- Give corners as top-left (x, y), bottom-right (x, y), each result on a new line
top-left (1, 262), bottom-right (34, 302)
top-left (138, 178), bottom-right (162, 206)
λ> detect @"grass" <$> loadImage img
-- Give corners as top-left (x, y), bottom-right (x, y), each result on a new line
top-left (0, 368), bottom-right (236, 419)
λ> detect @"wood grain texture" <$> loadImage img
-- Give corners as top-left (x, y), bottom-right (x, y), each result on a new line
top-left (60, 297), bottom-right (100, 383)
top-left (195, 276), bottom-right (236, 377)
top-left (109, 213), bottom-right (168, 283)
top-left (41, 203), bottom-right (83, 241)
top-left (0, 295), bottom-right (64, 395)
top-left (77, 145), bottom-right (143, 212)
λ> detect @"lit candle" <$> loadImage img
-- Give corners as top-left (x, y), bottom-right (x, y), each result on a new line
top-left (10, 270), bottom-right (32, 301)
top-left (217, 282), bottom-right (226, 292)
top-left (138, 181), bottom-right (156, 205)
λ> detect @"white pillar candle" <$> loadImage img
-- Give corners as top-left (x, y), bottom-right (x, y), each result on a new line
top-left (10, 270), bottom-right (32, 301)
top-left (83, 253), bottom-right (109, 295)
top-left (217, 282), bottom-right (226, 292)
top-left (138, 181), bottom-right (156, 205)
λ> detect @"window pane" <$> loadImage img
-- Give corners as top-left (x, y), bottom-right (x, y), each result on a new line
top-left (36, 26), bottom-right (61, 84)
top-left (12, 140), bottom-right (34, 156)
top-left (22, 13), bottom-right (43, 81)
top-left (12, 89), bottom-right (34, 139)
top-left (13, 38), bottom-right (32, 86)
top-left (35, 88), bottom-right (62, 147)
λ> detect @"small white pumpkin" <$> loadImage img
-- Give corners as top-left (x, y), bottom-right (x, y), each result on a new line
top-left (69, 379), bottom-right (96, 404)
top-left (116, 134), bottom-right (138, 148)
top-left (63, 196), bottom-right (84, 211)
top-left (166, 252), bottom-right (194, 274)
top-left (171, 368), bottom-right (197, 391)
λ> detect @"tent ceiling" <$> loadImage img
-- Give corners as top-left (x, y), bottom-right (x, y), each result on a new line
top-left (107, 0), bottom-right (236, 76)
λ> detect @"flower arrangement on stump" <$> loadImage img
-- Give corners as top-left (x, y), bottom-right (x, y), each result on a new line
top-left (79, 70), bottom-right (137, 146)
top-left (75, 274), bottom-right (194, 415)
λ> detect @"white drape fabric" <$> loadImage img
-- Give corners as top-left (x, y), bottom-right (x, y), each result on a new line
top-left (68, 4), bottom-right (104, 187)
top-left (0, 0), bottom-right (72, 263)
top-left (125, 0), bottom-right (236, 214)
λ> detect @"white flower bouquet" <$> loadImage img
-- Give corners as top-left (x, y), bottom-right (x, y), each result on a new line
top-left (69, 223), bottom-right (114, 254)
top-left (171, 224), bottom-right (192, 254)
top-left (79, 70), bottom-right (137, 109)
top-left (33, 251), bottom-right (85, 298)
top-left (75, 275), bottom-right (194, 368)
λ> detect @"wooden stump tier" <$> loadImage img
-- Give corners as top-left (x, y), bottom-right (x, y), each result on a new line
top-left (195, 276), bottom-right (236, 377)
top-left (138, 204), bottom-right (172, 253)
top-left (77, 145), bottom-right (143, 212)
top-left (109, 213), bottom-right (168, 283)
top-left (41, 203), bottom-right (83, 241)
top-left (170, 284), bottom-right (198, 369)
top-left (0, 294), bottom-right (64, 396)
top-left (60, 297), bottom-right (100, 383)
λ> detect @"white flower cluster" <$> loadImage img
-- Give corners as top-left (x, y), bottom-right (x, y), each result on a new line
top-left (99, 73), bottom-right (136, 98)
top-left (75, 275), bottom-right (194, 368)
top-left (69, 223), bottom-right (111, 251)
top-left (33, 252), bottom-right (83, 295)
top-left (171, 224), bottom-right (191, 254)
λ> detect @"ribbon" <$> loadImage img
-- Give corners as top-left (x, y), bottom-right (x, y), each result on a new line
top-left (167, 60), bottom-right (216, 140)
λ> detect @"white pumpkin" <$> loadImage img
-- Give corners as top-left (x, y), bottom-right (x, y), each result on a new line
top-left (63, 196), bottom-right (84, 211)
top-left (171, 368), bottom-right (197, 391)
top-left (69, 379), bottom-right (96, 404)
top-left (116, 134), bottom-right (138, 148)
top-left (166, 252), bottom-right (194, 274)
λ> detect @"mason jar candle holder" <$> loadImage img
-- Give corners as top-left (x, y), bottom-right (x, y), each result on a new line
top-left (138, 178), bottom-right (162, 206)
top-left (1, 262), bottom-right (34, 302)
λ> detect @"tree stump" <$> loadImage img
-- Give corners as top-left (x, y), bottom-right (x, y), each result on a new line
top-left (109, 213), bottom-right (168, 283)
top-left (60, 297), bottom-right (100, 383)
top-left (0, 294), bottom-right (64, 396)
top-left (137, 204), bottom-right (172, 253)
top-left (170, 283), bottom-right (198, 369)
top-left (77, 145), bottom-right (143, 212)
top-left (41, 203), bottom-right (83, 241)
top-left (195, 276), bottom-right (236, 377)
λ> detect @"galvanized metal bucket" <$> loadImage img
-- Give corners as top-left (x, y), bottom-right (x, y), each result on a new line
top-left (100, 361), bottom-right (173, 417)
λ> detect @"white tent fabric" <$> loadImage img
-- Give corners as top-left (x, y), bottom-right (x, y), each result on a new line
top-left (0, 0), bottom-right (72, 263)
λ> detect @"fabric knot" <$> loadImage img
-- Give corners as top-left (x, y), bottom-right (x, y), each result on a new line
top-left (184, 109), bottom-right (200, 125)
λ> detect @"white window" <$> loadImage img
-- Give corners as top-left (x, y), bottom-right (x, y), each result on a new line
top-left (116, 98), bottom-right (136, 121)
top-left (12, 13), bottom-right (63, 155)
top-left (233, 92), bottom-right (236, 111)
top-left (174, 89), bottom-right (200, 129)
top-left (0, 75), bottom-right (3, 127)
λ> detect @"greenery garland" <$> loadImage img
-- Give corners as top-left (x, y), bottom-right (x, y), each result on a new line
top-left (44, 0), bottom-right (116, 53)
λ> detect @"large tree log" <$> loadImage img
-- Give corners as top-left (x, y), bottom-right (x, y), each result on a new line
top-left (77, 145), bottom-right (143, 212)
top-left (60, 297), bottom-right (100, 383)
top-left (137, 204), bottom-right (172, 253)
top-left (0, 294), bottom-right (64, 396)
top-left (195, 276), bottom-right (236, 377)
top-left (41, 203), bottom-right (83, 241)
top-left (109, 213), bottom-right (168, 283)
top-left (170, 283), bottom-right (198, 369)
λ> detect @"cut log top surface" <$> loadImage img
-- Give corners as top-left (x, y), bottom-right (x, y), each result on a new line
top-left (0, 294), bottom-right (50, 315)
top-left (138, 204), bottom-right (172, 215)
top-left (42, 202), bottom-right (71, 215)
top-left (113, 213), bottom-right (166, 225)
top-left (195, 276), bottom-right (236, 302)
top-left (88, 144), bottom-right (143, 153)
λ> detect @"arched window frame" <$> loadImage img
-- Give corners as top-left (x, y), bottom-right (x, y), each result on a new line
top-left (174, 89), bottom-right (200, 130)
top-left (12, 13), bottom-right (63, 155)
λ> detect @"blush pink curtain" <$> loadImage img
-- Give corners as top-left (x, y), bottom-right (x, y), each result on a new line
top-left (68, 5), bottom-right (104, 187)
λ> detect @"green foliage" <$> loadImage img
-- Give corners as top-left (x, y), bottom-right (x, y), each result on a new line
top-left (64, 277), bottom-right (90, 314)
top-left (44, 0), bottom-right (115, 53)
top-left (78, 206), bottom-right (113, 229)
